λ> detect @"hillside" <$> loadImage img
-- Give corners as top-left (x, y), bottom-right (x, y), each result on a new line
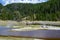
top-left (0, 0), bottom-right (60, 21)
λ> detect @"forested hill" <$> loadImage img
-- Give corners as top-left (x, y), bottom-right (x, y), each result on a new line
top-left (0, 0), bottom-right (60, 21)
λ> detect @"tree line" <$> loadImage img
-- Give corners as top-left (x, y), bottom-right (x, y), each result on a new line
top-left (0, 0), bottom-right (60, 21)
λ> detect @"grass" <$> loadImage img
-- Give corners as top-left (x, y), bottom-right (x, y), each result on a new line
top-left (0, 20), bottom-right (41, 28)
top-left (0, 36), bottom-right (34, 40)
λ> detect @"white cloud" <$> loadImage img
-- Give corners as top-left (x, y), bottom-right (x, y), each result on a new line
top-left (1, 0), bottom-right (9, 6)
top-left (1, 0), bottom-right (48, 6)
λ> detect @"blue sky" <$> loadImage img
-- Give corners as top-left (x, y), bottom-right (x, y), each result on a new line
top-left (0, 0), bottom-right (48, 6)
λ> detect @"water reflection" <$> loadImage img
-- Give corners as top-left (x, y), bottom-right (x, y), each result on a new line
top-left (0, 26), bottom-right (60, 40)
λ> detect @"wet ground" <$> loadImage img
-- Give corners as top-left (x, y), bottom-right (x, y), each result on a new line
top-left (0, 26), bottom-right (60, 39)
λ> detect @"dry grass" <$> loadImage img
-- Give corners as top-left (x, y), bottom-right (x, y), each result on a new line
top-left (0, 36), bottom-right (34, 40)
top-left (0, 20), bottom-right (41, 28)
